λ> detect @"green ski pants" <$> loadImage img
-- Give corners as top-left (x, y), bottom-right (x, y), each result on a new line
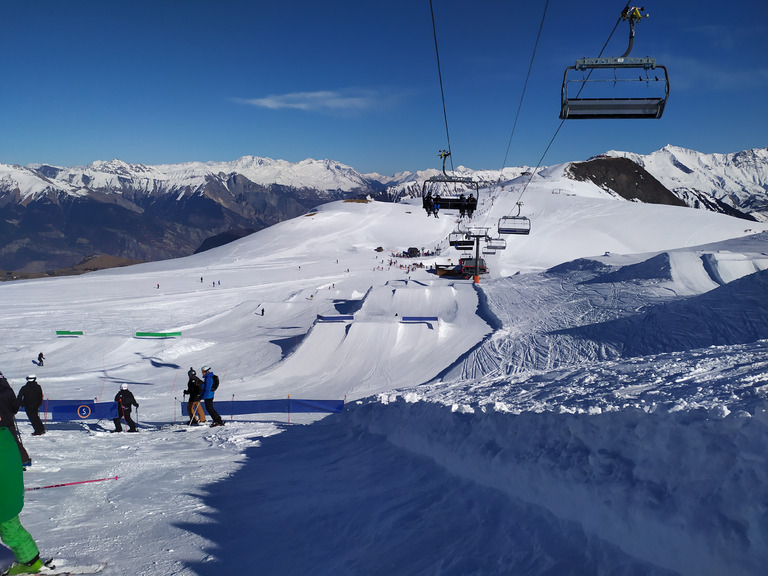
top-left (0, 515), bottom-right (38, 564)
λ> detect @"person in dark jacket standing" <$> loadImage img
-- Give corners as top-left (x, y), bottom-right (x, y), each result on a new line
top-left (113, 384), bottom-right (139, 433)
top-left (183, 368), bottom-right (206, 425)
top-left (0, 372), bottom-right (30, 468)
top-left (200, 366), bottom-right (223, 427)
top-left (17, 376), bottom-right (44, 436)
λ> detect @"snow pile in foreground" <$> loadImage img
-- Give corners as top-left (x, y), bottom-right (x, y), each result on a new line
top-left (345, 369), bottom-right (768, 576)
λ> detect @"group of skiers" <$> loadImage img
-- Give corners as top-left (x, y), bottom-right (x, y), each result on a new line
top-left (422, 192), bottom-right (477, 218)
top-left (0, 363), bottom-right (225, 574)
top-left (182, 366), bottom-right (224, 427)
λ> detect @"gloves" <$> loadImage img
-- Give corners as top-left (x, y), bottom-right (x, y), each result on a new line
top-left (135, 403), bottom-right (140, 408)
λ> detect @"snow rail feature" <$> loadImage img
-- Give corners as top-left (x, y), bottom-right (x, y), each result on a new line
top-left (317, 315), bottom-right (354, 322)
top-left (56, 330), bottom-right (84, 336)
top-left (135, 331), bottom-right (182, 338)
top-left (400, 316), bottom-right (439, 323)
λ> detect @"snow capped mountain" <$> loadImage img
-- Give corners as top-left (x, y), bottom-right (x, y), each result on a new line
top-left (1, 145), bottom-right (766, 274)
top-left (605, 145), bottom-right (768, 221)
top-left (4, 155), bottom-right (384, 202)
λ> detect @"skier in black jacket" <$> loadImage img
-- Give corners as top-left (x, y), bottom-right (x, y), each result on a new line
top-left (17, 375), bottom-right (44, 436)
top-left (113, 384), bottom-right (139, 433)
top-left (0, 372), bottom-right (31, 469)
top-left (183, 368), bottom-right (206, 425)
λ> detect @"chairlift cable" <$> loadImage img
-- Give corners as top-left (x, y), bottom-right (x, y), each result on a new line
top-left (429, 0), bottom-right (455, 173)
top-left (500, 0), bottom-right (551, 175)
top-left (513, 4), bottom-right (626, 206)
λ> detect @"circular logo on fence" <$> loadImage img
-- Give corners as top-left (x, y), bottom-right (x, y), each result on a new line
top-left (77, 405), bottom-right (92, 419)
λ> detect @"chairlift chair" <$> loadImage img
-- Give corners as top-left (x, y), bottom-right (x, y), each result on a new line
top-left (448, 232), bottom-right (475, 250)
top-left (498, 201), bottom-right (531, 235)
top-left (560, 57), bottom-right (669, 119)
top-left (486, 237), bottom-right (507, 251)
top-left (559, 6), bottom-right (669, 120)
top-left (422, 150), bottom-right (481, 215)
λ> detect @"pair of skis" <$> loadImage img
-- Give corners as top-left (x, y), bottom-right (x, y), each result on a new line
top-left (1, 558), bottom-right (105, 576)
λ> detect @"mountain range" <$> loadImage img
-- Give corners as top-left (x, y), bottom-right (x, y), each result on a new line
top-left (1, 145), bottom-right (766, 274)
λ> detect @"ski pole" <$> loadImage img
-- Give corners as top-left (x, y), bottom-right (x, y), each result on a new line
top-left (25, 476), bottom-right (119, 492)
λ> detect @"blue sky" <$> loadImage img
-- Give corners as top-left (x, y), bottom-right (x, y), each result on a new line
top-left (1, 1), bottom-right (766, 175)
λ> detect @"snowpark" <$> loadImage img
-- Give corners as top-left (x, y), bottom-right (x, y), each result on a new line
top-left (1, 164), bottom-right (768, 575)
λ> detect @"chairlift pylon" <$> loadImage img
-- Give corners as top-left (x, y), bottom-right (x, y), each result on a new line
top-left (559, 6), bottom-right (669, 120)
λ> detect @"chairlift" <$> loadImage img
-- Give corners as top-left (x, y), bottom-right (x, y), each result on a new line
top-left (422, 150), bottom-right (480, 216)
top-left (448, 232), bottom-right (475, 250)
top-left (482, 247), bottom-right (497, 255)
top-left (560, 6), bottom-right (669, 120)
top-left (486, 237), bottom-right (507, 251)
top-left (498, 202), bottom-right (531, 235)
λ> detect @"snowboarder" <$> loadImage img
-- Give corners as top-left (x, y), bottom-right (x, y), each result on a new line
top-left (36, 353), bottom-right (44, 367)
top-left (113, 384), bottom-right (139, 433)
top-left (183, 369), bottom-right (206, 425)
top-left (17, 376), bottom-right (44, 436)
top-left (1, 381), bottom-right (43, 574)
top-left (200, 366), bottom-right (223, 427)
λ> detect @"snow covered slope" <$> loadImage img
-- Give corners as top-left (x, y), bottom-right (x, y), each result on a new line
top-left (1, 174), bottom-right (767, 575)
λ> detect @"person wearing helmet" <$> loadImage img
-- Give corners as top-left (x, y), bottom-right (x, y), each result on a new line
top-left (200, 366), bottom-right (223, 427)
top-left (113, 383), bottom-right (139, 433)
top-left (1, 372), bottom-right (44, 574)
top-left (17, 376), bottom-right (44, 436)
top-left (183, 368), bottom-right (206, 425)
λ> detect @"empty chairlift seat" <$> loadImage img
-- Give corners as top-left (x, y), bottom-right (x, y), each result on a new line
top-left (560, 57), bottom-right (669, 120)
top-left (498, 216), bottom-right (531, 235)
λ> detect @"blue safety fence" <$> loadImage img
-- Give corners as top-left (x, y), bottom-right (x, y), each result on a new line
top-left (41, 400), bottom-right (119, 421)
top-left (181, 398), bottom-right (345, 416)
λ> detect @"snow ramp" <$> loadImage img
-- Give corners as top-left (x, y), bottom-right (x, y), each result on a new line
top-left (251, 281), bottom-right (490, 399)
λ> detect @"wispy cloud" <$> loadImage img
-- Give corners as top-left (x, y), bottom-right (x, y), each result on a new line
top-left (234, 89), bottom-right (388, 114)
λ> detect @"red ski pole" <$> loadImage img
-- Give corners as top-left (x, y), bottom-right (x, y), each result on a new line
top-left (25, 476), bottom-right (119, 492)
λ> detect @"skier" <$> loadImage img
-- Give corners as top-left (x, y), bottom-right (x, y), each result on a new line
top-left (17, 376), bottom-right (44, 436)
top-left (200, 366), bottom-right (223, 427)
top-left (183, 368), bottom-right (206, 425)
top-left (466, 194), bottom-right (477, 218)
top-left (36, 353), bottom-right (44, 367)
top-left (112, 384), bottom-right (139, 433)
top-left (0, 373), bottom-right (30, 468)
top-left (423, 192), bottom-right (434, 216)
top-left (458, 193), bottom-right (467, 217)
top-left (1, 379), bottom-right (43, 574)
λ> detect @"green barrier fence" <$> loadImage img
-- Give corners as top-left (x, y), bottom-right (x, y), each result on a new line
top-left (135, 331), bottom-right (182, 338)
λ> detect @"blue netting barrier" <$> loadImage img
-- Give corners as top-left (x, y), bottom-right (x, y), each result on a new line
top-left (44, 401), bottom-right (118, 421)
top-left (180, 398), bottom-right (344, 416)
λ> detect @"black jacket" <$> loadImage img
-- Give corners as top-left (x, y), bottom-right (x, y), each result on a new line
top-left (184, 376), bottom-right (204, 402)
top-left (17, 381), bottom-right (43, 411)
top-left (0, 377), bottom-right (20, 429)
top-left (115, 389), bottom-right (139, 415)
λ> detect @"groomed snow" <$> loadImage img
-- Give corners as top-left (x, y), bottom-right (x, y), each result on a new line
top-left (1, 172), bottom-right (767, 575)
